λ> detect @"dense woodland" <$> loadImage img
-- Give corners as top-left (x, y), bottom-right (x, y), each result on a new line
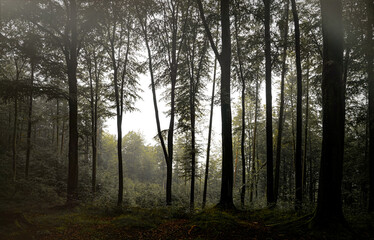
top-left (0, 0), bottom-right (374, 239)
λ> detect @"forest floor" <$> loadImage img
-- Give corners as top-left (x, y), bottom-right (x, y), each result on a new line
top-left (0, 203), bottom-right (373, 240)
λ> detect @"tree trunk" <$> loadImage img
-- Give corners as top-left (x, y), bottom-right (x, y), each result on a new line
top-left (56, 99), bottom-right (60, 151)
top-left (274, 0), bottom-right (289, 203)
top-left (309, 135), bottom-right (313, 202)
top-left (190, 76), bottom-right (196, 212)
top-left (88, 56), bottom-right (97, 195)
top-left (218, 0), bottom-right (234, 209)
top-left (291, 0), bottom-right (303, 211)
top-left (113, 61), bottom-right (123, 206)
top-left (203, 56), bottom-right (217, 209)
top-left (367, 0), bottom-right (374, 213)
top-left (197, 0), bottom-right (234, 209)
top-left (12, 98), bottom-right (17, 182)
top-left (250, 77), bottom-right (259, 203)
top-left (303, 57), bottom-right (310, 199)
top-left (61, 112), bottom-right (65, 156)
top-left (25, 62), bottom-right (34, 179)
top-left (136, 13), bottom-right (170, 204)
top-left (8, 104), bottom-right (12, 147)
top-left (312, 0), bottom-right (345, 227)
top-left (234, 0), bottom-right (246, 207)
top-left (264, 0), bottom-right (274, 205)
top-left (66, 0), bottom-right (79, 204)
top-left (165, 2), bottom-right (181, 206)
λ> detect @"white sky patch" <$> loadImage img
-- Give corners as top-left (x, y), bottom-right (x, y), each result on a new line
top-left (104, 71), bottom-right (278, 148)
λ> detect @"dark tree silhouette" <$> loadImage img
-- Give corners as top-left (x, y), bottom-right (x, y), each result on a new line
top-left (197, 0), bottom-right (235, 209)
top-left (312, 0), bottom-right (346, 227)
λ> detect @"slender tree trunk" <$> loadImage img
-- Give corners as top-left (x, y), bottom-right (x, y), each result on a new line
top-left (88, 58), bottom-right (97, 195)
top-left (203, 56), bottom-right (217, 209)
top-left (56, 99), bottom-right (60, 150)
top-left (250, 77), bottom-right (259, 203)
top-left (61, 113), bottom-right (65, 155)
top-left (8, 104), bottom-right (12, 147)
top-left (264, 0), bottom-right (274, 205)
top-left (234, 1), bottom-right (246, 207)
top-left (137, 14), bottom-right (170, 204)
top-left (66, 0), bottom-right (79, 204)
top-left (190, 78), bottom-right (196, 212)
top-left (303, 57), bottom-right (310, 198)
top-left (291, 0), bottom-right (303, 211)
top-left (367, 0), bottom-right (374, 213)
top-left (166, 67), bottom-right (176, 206)
top-left (114, 65), bottom-right (123, 206)
top-left (189, 36), bottom-right (207, 212)
top-left (12, 98), bottom-right (18, 182)
top-left (12, 61), bottom-right (21, 182)
top-left (18, 120), bottom-right (23, 145)
top-left (165, 3), bottom-right (180, 206)
top-left (312, 0), bottom-right (345, 227)
top-left (309, 135), bottom-right (313, 202)
top-left (274, 0), bottom-right (289, 203)
top-left (52, 115), bottom-right (55, 145)
top-left (25, 62), bottom-right (34, 179)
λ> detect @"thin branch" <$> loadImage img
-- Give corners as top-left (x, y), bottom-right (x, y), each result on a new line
top-left (196, 0), bottom-right (221, 64)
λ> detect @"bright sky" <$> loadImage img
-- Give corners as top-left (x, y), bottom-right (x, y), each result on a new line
top-left (104, 74), bottom-right (223, 146)
top-left (104, 72), bottom-right (273, 147)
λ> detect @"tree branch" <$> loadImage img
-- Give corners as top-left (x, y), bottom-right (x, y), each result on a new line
top-left (196, 0), bottom-right (221, 64)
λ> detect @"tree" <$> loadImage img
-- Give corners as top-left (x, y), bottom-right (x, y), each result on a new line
top-left (24, 0), bottom-right (85, 203)
top-left (197, 0), bottom-right (235, 209)
top-left (162, 0), bottom-right (190, 206)
top-left (264, 0), bottom-right (274, 205)
top-left (24, 31), bottom-right (40, 179)
top-left (139, 0), bottom-right (190, 206)
top-left (291, 0), bottom-right (303, 210)
top-left (203, 54), bottom-right (217, 209)
top-left (367, 0), bottom-right (374, 213)
top-left (274, 0), bottom-right (289, 203)
top-left (65, 0), bottom-right (79, 204)
top-left (233, 0), bottom-right (247, 208)
top-left (101, 0), bottom-right (141, 206)
top-left (312, 0), bottom-right (346, 227)
top-left (135, 0), bottom-right (171, 205)
top-left (175, 7), bottom-right (209, 210)
top-left (82, 38), bottom-right (106, 195)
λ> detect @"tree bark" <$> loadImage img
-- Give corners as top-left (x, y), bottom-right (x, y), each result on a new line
top-left (312, 0), bottom-right (346, 227)
top-left (12, 97), bottom-right (17, 182)
top-left (264, 0), bottom-right (275, 205)
top-left (234, 0), bottom-right (246, 207)
top-left (12, 60), bottom-right (21, 182)
top-left (274, 0), bottom-right (289, 203)
top-left (303, 57), bottom-right (310, 199)
top-left (202, 56), bottom-right (217, 209)
top-left (25, 62), bottom-right (34, 179)
top-left (61, 109), bottom-right (65, 156)
top-left (367, 0), bottom-right (374, 213)
top-left (66, 0), bottom-right (79, 204)
top-left (165, 1), bottom-right (183, 206)
top-left (218, 0), bottom-right (234, 209)
top-left (56, 99), bottom-right (60, 151)
top-left (197, 0), bottom-right (234, 209)
top-left (250, 77), bottom-right (259, 203)
top-left (291, 0), bottom-right (303, 211)
top-left (87, 53), bottom-right (97, 195)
